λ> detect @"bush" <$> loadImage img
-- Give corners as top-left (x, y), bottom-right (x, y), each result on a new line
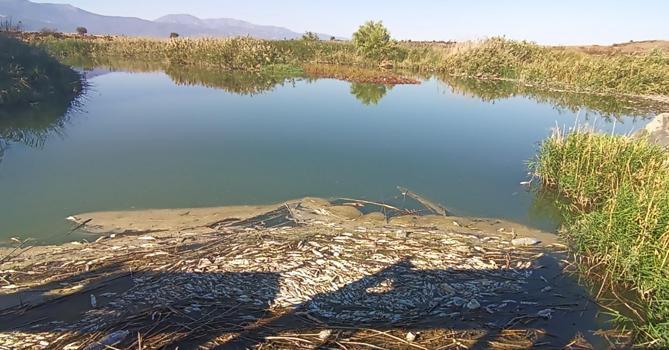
top-left (352, 21), bottom-right (395, 61)
top-left (301, 32), bottom-right (319, 42)
top-left (169, 32), bottom-right (179, 39)
top-left (76, 27), bottom-right (88, 36)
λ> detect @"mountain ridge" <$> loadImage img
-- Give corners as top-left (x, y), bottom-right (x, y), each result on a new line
top-left (0, 0), bottom-right (336, 39)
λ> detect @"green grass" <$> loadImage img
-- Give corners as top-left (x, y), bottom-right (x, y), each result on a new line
top-left (532, 129), bottom-right (669, 347)
top-left (23, 34), bottom-right (669, 97)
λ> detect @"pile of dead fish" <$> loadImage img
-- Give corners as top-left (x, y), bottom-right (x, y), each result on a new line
top-left (0, 202), bottom-right (552, 349)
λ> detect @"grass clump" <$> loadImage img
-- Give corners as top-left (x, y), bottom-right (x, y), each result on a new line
top-left (532, 129), bottom-right (669, 346)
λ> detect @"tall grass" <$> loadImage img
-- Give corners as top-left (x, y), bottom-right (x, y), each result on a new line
top-left (0, 34), bottom-right (83, 106)
top-left (22, 34), bottom-right (669, 97)
top-left (436, 38), bottom-right (669, 96)
top-left (532, 129), bottom-right (669, 346)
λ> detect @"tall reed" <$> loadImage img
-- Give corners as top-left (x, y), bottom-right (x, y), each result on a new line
top-left (532, 129), bottom-right (669, 346)
top-left (24, 34), bottom-right (669, 97)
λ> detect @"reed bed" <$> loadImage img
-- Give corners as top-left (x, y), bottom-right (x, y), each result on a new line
top-left (0, 34), bottom-right (82, 106)
top-left (434, 38), bottom-right (669, 96)
top-left (532, 128), bottom-right (669, 347)
top-left (23, 34), bottom-right (669, 97)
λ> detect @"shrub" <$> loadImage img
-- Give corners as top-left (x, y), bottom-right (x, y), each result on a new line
top-left (301, 32), bottom-right (319, 42)
top-left (352, 21), bottom-right (394, 61)
top-left (76, 27), bottom-right (88, 36)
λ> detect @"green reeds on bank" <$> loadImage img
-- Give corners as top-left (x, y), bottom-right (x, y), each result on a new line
top-left (0, 34), bottom-right (83, 106)
top-left (532, 128), bottom-right (669, 347)
top-left (24, 34), bottom-right (669, 97)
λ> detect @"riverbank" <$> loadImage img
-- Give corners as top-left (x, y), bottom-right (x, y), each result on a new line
top-left (532, 118), bottom-right (669, 347)
top-left (18, 33), bottom-right (669, 100)
top-left (0, 197), bottom-right (624, 349)
top-left (0, 34), bottom-right (83, 108)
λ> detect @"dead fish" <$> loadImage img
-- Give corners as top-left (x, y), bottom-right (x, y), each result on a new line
top-left (537, 308), bottom-right (553, 319)
top-left (318, 329), bottom-right (332, 341)
top-left (83, 330), bottom-right (129, 350)
top-left (466, 299), bottom-right (481, 310)
top-left (406, 332), bottom-right (417, 342)
top-left (511, 237), bottom-right (541, 246)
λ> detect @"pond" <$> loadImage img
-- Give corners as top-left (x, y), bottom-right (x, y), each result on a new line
top-left (0, 64), bottom-right (659, 244)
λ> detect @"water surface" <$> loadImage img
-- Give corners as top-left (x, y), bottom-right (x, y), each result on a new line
top-left (0, 66), bottom-right (657, 243)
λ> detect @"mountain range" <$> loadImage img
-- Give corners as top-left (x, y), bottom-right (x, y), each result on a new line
top-left (0, 0), bottom-right (335, 39)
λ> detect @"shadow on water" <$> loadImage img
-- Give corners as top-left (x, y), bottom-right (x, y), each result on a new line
top-left (0, 254), bottom-right (617, 349)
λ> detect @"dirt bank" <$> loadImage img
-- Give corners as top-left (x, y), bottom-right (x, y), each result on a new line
top-left (0, 198), bottom-right (627, 349)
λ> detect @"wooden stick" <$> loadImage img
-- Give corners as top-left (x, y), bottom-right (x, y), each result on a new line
top-left (336, 198), bottom-right (403, 212)
top-left (397, 186), bottom-right (450, 216)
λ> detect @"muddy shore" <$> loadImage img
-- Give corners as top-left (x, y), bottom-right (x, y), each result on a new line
top-left (0, 198), bottom-right (627, 349)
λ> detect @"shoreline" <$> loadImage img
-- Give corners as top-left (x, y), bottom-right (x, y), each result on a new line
top-left (0, 197), bottom-right (626, 349)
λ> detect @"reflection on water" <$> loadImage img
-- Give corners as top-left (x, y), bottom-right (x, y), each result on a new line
top-left (165, 65), bottom-right (301, 96)
top-left (0, 85), bottom-right (85, 165)
top-left (64, 56), bottom-right (669, 116)
top-left (437, 75), bottom-right (665, 119)
top-left (1, 57), bottom-right (667, 243)
top-left (350, 83), bottom-right (391, 105)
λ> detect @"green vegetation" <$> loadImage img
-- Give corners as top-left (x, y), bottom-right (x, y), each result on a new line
top-left (0, 34), bottom-right (83, 165)
top-left (25, 33), bottom-right (669, 97)
top-left (0, 34), bottom-right (82, 107)
top-left (75, 26), bottom-right (88, 36)
top-left (301, 31), bottom-right (319, 42)
top-left (532, 129), bottom-right (669, 347)
top-left (437, 38), bottom-right (669, 96)
top-left (352, 21), bottom-right (400, 61)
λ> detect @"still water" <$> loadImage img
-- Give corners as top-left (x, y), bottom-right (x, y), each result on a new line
top-left (0, 67), bottom-right (654, 243)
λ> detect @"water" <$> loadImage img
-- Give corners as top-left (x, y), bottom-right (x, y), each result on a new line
top-left (0, 66), bottom-right (656, 244)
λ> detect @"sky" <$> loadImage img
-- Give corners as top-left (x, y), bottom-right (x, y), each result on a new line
top-left (33, 0), bottom-right (669, 45)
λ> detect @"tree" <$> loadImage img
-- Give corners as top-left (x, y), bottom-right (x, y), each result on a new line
top-left (170, 32), bottom-right (180, 39)
top-left (76, 26), bottom-right (88, 36)
top-left (301, 32), bottom-right (319, 42)
top-left (352, 21), bottom-right (394, 60)
top-left (330, 36), bottom-right (336, 41)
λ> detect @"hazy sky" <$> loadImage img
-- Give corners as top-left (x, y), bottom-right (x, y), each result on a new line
top-left (33, 0), bottom-right (669, 44)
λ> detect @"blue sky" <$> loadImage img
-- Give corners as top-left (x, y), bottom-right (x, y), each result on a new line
top-left (34, 0), bottom-right (669, 44)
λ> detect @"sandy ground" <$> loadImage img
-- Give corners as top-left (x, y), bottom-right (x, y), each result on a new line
top-left (0, 198), bottom-right (628, 349)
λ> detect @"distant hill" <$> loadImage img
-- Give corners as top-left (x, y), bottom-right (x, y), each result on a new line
top-left (0, 0), bottom-right (335, 39)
